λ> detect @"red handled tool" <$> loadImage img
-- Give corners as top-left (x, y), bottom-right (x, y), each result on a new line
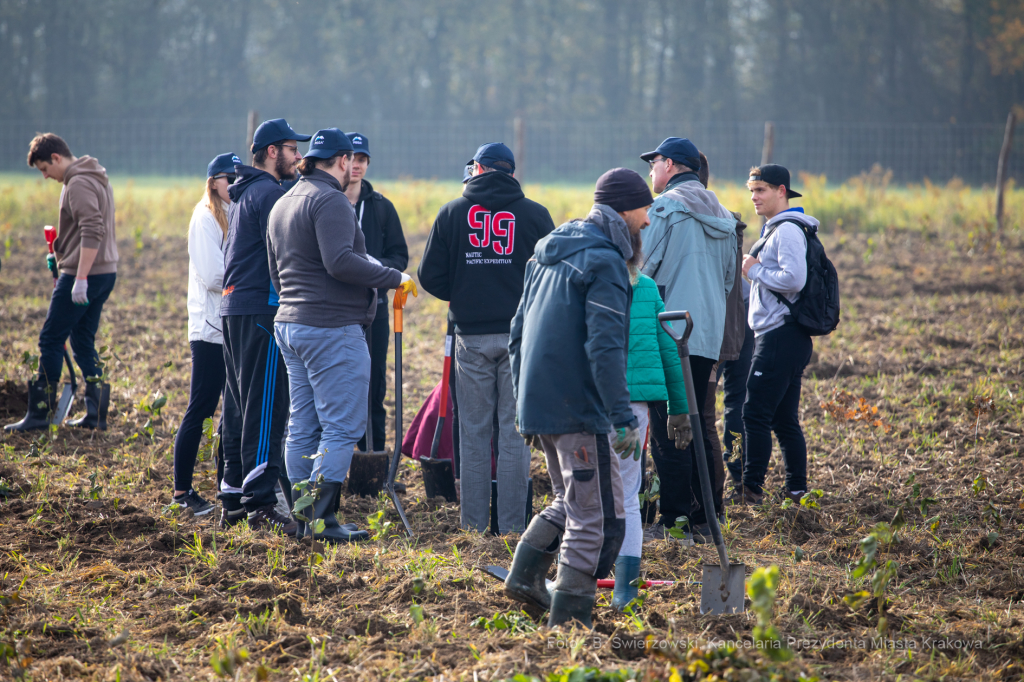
top-left (420, 312), bottom-right (458, 502)
top-left (386, 282), bottom-right (417, 536)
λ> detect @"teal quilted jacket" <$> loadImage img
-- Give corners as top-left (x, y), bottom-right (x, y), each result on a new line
top-left (627, 274), bottom-right (688, 414)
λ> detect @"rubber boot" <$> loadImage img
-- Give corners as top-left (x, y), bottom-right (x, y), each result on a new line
top-left (294, 479), bottom-right (362, 539)
top-left (610, 555), bottom-right (641, 612)
top-left (548, 563), bottom-right (597, 629)
top-left (308, 481), bottom-right (369, 543)
top-left (4, 378), bottom-right (57, 432)
top-left (68, 380), bottom-right (106, 430)
top-left (504, 516), bottom-right (561, 610)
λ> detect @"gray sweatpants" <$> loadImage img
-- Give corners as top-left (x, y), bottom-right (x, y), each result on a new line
top-left (537, 432), bottom-right (626, 579)
top-left (455, 333), bottom-right (530, 533)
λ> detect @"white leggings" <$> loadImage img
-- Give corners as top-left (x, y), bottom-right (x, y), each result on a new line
top-left (613, 402), bottom-right (649, 559)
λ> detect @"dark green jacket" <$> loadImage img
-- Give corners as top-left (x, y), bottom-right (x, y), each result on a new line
top-left (627, 274), bottom-right (687, 414)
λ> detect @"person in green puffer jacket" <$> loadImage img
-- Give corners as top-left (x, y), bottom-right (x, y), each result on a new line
top-left (611, 271), bottom-right (693, 611)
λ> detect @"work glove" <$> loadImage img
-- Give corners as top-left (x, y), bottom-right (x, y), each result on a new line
top-left (398, 272), bottom-right (418, 298)
top-left (46, 254), bottom-right (58, 278)
top-left (666, 413), bottom-right (693, 450)
top-left (515, 416), bottom-right (542, 450)
top-left (611, 425), bottom-right (642, 461)
top-left (71, 278), bottom-right (89, 306)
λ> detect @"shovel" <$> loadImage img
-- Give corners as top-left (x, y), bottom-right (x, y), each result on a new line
top-left (658, 310), bottom-right (745, 615)
top-left (420, 313), bottom-right (458, 502)
top-left (385, 282), bottom-right (416, 537)
top-left (44, 225), bottom-right (78, 425)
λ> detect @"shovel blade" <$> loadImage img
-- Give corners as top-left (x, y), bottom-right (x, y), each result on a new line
top-left (420, 457), bottom-right (458, 502)
top-left (52, 384), bottom-right (74, 425)
top-left (700, 563), bottom-right (746, 615)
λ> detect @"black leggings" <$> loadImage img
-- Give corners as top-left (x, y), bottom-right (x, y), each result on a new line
top-left (173, 340), bottom-right (226, 491)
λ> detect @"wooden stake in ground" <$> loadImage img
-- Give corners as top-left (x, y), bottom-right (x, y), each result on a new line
top-left (245, 110), bottom-right (260, 166)
top-left (761, 121), bottom-right (775, 167)
top-left (996, 111), bottom-right (1017, 236)
top-left (513, 116), bottom-right (525, 184)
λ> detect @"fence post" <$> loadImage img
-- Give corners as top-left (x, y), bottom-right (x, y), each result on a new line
top-left (996, 111), bottom-right (1017, 236)
top-left (761, 121), bottom-right (775, 167)
top-left (513, 116), bottom-right (525, 183)
top-left (245, 110), bottom-right (260, 166)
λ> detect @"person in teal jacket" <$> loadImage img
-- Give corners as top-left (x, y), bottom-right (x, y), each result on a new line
top-left (611, 272), bottom-right (692, 610)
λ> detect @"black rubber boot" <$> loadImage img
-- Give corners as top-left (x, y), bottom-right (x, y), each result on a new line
top-left (547, 563), bottom-right (597, 629)
top-left (504, 516), bottom-right (560, 610)
top-left (4, 379), bottom-right (58, 432)
top-left (308, 481), bottom-right (370, 543)
top-left (68, 381), bottom-right (109, 430)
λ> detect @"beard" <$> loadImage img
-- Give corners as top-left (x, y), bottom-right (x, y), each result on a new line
top-left (626, 227), bottom-right (644, 274)
top-left (275, 153), bottom-right (296, 181)
top-left (340, 166), bottom-right (352, 191)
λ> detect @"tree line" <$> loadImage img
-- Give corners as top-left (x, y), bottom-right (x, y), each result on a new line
top-left (1, 0), bottom-right (1022, 124)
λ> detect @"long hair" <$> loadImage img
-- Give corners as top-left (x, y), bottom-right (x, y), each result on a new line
top-left (202, 177), bottom-right (229, 238)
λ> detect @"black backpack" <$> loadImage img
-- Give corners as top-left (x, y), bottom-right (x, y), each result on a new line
top-left (748, 218), bottom-right (840, 336)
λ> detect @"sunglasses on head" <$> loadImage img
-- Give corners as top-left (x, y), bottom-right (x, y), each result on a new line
top-left (216, 174), bottom-right (236, 184)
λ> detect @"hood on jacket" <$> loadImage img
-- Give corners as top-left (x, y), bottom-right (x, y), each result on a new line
top-left (63, 156), bottom-right (109, 187)
top-left (763, 207), bottom-right (819, 235)
top-left (535, 218), bottom-right (620, 267)
top-left (228, 164), bottom-right (278, 202)
top-left (655, 179), bottom-right (737, 241)
top-left (587, 203), bottom-right (633, 261)
top-left (462, 170), bottom-right (524, 211)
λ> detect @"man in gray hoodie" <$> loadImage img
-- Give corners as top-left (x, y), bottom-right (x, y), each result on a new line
top-left (733, 164), bottom-right (816, 505)
top-left (267, 128), bottom-right (413, 543)
top-left (7, 133), bottom-right (118, 432)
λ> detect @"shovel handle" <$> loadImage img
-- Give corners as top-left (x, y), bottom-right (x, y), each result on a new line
top-left (657, 311), bottom-right (693, 346)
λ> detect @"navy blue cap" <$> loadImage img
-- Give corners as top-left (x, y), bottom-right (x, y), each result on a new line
top-left (462, 159), bottom-right (474, 184)
top-left (304, 128), bottom-right (355, 159)
top-left (208, 152), bottom-right (241, 177)
top-left (640, 137), bottom-right (700, 170)
top-left (473, 142), bottom-right (515, 173)
top-left (750, 164), bottom-right (802, 198)
top-left (250, 118), bottom-right (311, 153)
top-left (347, 132), bottom-right (370, 158)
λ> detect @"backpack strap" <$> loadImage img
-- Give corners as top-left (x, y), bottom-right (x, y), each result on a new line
top-left (748, 217), bottom-right (812, 312)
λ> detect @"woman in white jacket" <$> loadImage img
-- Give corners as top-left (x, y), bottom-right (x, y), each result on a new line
top-left (171, 153), bottom-right (238, 515)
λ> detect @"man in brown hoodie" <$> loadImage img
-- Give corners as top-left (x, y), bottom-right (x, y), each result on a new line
top-left (5, 133), bottom-right (118, 432)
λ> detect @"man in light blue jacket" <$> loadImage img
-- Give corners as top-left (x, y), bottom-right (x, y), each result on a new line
top-left (639, 137), bottom-right (737, 541)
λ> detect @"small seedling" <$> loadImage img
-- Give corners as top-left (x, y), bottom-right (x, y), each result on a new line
top-left (746, 565), bottom-right (792, 661)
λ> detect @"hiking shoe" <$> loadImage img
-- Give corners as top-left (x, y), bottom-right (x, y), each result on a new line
top-left (172, 489), bottom-right (214, 517)
top-left (642, 523), bottom-right (694, 546)
top-left (784, 489), bottom-right (806, 505)
top-left (248, 505), bottom-right (299, 536)
top-left (220, 506), bottom-right (246, 529)
top-left (727, 484), bottom-right (763, 506)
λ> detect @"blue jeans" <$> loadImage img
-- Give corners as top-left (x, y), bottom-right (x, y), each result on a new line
top-left (275, 322), bottom-right (370, 485)
top-left (39, 272), bottom-right (117, 382)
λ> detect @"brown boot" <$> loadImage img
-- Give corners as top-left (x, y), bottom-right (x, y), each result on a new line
top-left (727, 484), bottom-right (763, 505)
top-left (783, 489), bottom-right (806, 505)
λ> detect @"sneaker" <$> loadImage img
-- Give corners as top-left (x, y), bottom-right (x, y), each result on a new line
top-left (220, 506), bottom-right (246, 529)
top-left (248, 504), bottom-right (299, 536)
top-left (784, 489), bottom-right (806, 505)
top-left (172, 489), bottom-right (214, 517)
top-left (642, 523), bottom-right (694, 546)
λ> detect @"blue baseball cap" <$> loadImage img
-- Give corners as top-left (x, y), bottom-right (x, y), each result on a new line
top-left (305, 128), bottom-right (355, 159)
top-left (347, 132), bottom-right (370, 158)
top-left (473, 142), bottom-right (515, 173)
top-left (462, 159), bottom-right (474, 184)
top-left (250, 118), bottom-right (311, 153)
top-left (640, 137), bottom-right (700, 170)
top-left (208, 152), bottom-right (240, 177)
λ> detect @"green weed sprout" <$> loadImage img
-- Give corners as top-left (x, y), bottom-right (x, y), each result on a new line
top-left (746, 565), bottom-right (792, 661)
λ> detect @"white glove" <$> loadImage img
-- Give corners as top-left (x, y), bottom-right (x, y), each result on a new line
top-left (366, 254), bottom-right (381, 267)
top-left (397, 272), bottom-right (418, 297)
top-left (71, 278), bottom-right (89, 305)
top-left (400, 272), bottom-right (412, 285)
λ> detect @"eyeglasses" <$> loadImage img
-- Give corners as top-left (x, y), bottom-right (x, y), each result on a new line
top-left (277, 144), bottom-right (298, 153)
top-left (215, 174), bottom-right (236, 184)
top-left (647, 157), bottom-right (667, 169)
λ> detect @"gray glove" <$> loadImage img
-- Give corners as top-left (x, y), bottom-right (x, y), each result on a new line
top-left (666, 413), bottom-right (693, 450)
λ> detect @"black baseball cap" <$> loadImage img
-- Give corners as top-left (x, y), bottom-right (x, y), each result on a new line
top-left (347, 132), bottom-right (370, 158)
top-left (750, 164), bottom-right (802, 198)
top-left (473, 142), bottom-right (515, 173)
top-left (305, 128), bottom-right (355, 159)
top-left (250, 118), bottom-right (311, 153)
top-left (640, 137), bottom-right (700, 170)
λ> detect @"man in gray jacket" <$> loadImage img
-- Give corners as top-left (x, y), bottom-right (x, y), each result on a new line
top-left (639, 137), bottom-right (736, 541)
top-left (267, 128), bottom-right (412, 543)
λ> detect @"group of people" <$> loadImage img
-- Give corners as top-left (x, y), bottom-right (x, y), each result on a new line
top-left (10, 125), bottom-right (821, 630)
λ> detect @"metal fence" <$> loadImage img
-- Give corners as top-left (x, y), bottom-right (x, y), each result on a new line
top-left (2, 118), bottom-right (1019, 186)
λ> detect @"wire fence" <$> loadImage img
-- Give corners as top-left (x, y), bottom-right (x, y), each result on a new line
top-left (2, 118), bottom-right (1020, 186)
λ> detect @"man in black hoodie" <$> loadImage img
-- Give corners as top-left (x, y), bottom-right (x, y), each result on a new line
top-left (419, 143), bottom-right (555, 534)
top-left (219, 118), bottom-right (309, 534)
top-left (343, 133), bottom-right (409, 452)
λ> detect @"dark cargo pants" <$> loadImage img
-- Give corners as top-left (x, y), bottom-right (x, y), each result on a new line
top-left (536, 432), bottom-right (625, 579)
